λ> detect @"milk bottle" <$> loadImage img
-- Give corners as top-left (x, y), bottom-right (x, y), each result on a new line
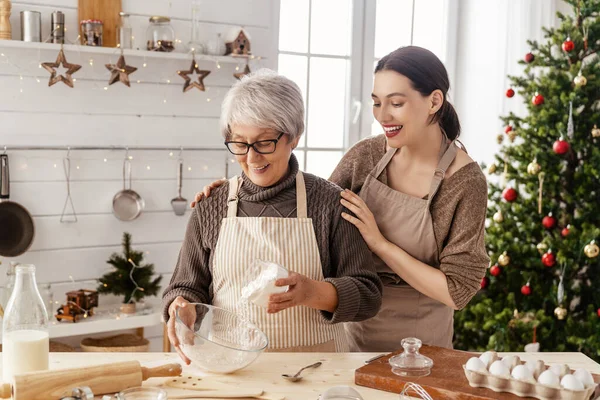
top-left (2, 264), bottom-right (49, 382)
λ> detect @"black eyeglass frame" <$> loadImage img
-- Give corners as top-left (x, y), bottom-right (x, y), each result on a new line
top-left (224, 132), bottom-right (286, 155)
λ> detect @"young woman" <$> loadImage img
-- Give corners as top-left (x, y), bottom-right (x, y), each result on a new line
top-left (191, 47), bottom-right (489, 352)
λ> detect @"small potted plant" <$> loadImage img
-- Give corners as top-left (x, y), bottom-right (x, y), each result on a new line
top-left (97, 232), bottom-right (162, 314)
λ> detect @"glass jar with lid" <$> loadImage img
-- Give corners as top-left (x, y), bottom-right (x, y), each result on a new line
top-left (80, 19), bottom-right (103, 46)
top-left (146, 16), bottom-right (175, 52)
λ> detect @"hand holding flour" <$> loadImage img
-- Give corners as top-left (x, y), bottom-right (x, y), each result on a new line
top-left (267, 271), bottom-right (321, 313)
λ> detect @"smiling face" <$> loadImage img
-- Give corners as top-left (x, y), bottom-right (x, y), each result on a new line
top-left (229, 124), bottom-right (299, 187)
top-left (372, 70), bottom-right (443, 148)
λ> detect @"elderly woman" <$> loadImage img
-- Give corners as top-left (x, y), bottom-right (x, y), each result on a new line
top-left (163, 69), bottom-right (382, 362)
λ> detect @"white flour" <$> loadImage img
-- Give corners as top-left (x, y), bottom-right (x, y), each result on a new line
top-left (241, 260), bottom-right (289, 308)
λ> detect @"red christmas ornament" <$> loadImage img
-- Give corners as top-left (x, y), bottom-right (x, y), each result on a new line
top-left (532, 93), bottom-right (544, 106)
top-left (597, 308), bottom-right (600, 318)
top-left (490, 264), bottom-right (501, 277)
top-left (561, 226), bottom-right (570, 237)
top-left (506, 88), bottom-right (515, 98)
top-left (562, 38), bottom-right (575, 52)
top-left (525, 52), bottom-right (535, 63)
top-left (542, 251), bottom-right (556, 267)
top-left (505, 125), bottom-right (513, 134)
top-left (521, 284), bottom-right (532, 296)
top-left (553, 138), bottom-right (570, 155)
top-left (502, 187), bottom-right (518, 202)
top-left (542, 214), bottom-right (557, 229)
top-left (481, 276), bottom-right (489, 289)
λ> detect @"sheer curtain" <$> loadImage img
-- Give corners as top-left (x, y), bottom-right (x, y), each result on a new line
top-left (453, 0), bottom-right (562, 165)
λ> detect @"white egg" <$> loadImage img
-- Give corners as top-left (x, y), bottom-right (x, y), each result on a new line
top-left (573, 368), bottom-right (595, 388)
top-left (537, 370), bottom-right (560, 387)
top-left (489, 360), bottom-right (511, 378)
top-left (561, 374), bottom-right (584, 391)
top-left (501, 355), bottom-right (519, 370)
top-left (466, 357), bottom-right (487, 373)
top-left (511, 365), bottom-right (534, 382)
top-left (549, 363), bottom-right (570, 379)
top-left (525, 360), bottom-right (538, 375)
top-left (479, 351), bottom-right (497, 368)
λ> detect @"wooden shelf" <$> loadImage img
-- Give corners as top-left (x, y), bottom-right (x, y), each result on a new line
top-left (0, 39), bottom-right (263, 63)
top-left (0, 308), bottom-right (162, 343)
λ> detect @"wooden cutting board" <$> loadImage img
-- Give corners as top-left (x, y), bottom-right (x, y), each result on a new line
top-left (78, 0), bottom-right (122, 47)
top-left (355, 345), bottom-right (600, 399)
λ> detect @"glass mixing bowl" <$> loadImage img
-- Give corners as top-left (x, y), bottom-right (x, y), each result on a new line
top-left (175, 303), bottom-right (268, 374)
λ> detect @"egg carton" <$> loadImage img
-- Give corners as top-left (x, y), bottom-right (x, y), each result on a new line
top-left (462, 353), bottom-right (597, 400)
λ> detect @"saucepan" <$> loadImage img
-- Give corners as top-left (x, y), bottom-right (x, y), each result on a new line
top-left (112, 158), bottom-right (144, 221)
top-left (0, 154), bottom-right (35, 257)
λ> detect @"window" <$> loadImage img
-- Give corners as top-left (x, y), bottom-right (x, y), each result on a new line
top-left (276, 0), bottom-right (455, 177)
top-left (366, 0), bottom-right (453, 136)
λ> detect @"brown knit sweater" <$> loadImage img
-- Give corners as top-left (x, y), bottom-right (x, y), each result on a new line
top-left (330, 134), bottom-right (489, 310)
top-left (162, 154), bottom-right (383, 323)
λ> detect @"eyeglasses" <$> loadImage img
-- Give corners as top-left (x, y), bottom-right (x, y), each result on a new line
top-left (225, 132), bottom-right (285, 155)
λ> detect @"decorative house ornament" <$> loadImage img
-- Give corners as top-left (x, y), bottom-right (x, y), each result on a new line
top-left (225, 27), bottom-right (251, 56)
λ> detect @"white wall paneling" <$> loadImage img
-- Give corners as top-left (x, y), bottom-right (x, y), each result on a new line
top-left (0, 0), bottom-right (272, 350)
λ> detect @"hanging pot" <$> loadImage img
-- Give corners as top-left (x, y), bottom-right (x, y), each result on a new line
top-left (0, 154), bottom-right (35, 257)
top-left (112, 158), bottom-right (144, 221)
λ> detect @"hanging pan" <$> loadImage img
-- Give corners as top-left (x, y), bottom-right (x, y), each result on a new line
top-left (112, 158), bottom-right (145, 221)
top-left (0, 154), bottom-right (35, 257)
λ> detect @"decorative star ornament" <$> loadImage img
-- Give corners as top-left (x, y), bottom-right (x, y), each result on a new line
top-left (177, 59), bottom-right (211, 92)
top-left (105, 55), bottom-right (137, 87)
top-left (41, 49), bottom-right (82, 88)
top-left (233, 63), bottom-right (251, 80)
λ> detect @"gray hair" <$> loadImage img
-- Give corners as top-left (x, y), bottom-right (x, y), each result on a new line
top-left (220, 69), bottom-right (305, 141)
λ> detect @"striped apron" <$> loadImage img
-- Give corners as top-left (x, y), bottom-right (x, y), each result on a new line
top-left (212, 171), bottom-right (348, 352)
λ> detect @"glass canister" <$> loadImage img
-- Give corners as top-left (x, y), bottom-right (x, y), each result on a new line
top-left (117, 12), bottom-right (133, 49)
top-left (2, 264), bottom-right (49, 382)
top-left (80, 19), bottom-right (103, 46)
top-left (146, 16), bottom-right (175, 52)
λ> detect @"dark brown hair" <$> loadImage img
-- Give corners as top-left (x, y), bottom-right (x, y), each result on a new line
top-left (375, 46), bottom-right (460, 140)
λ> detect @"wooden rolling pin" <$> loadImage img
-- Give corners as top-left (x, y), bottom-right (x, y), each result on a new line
top-left (0, 361), bottom-right (181, 400)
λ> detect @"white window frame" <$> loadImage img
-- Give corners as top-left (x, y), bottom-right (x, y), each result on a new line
top-left (271, 0), bottom-right (460, 159)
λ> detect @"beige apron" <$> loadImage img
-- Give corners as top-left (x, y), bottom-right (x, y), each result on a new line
top-left (345, 140), bottom-right (458, 352)
top-left (212, 171), bottom-right (348, 352)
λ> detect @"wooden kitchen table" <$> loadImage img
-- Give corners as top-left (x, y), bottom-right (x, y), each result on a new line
top-left (1, 351), bottom-right (599, 399)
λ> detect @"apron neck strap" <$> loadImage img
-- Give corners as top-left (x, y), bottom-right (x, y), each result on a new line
top-left (227, 176), bottom-right (243, 218)
top-left (226, 172), bottom-right (308, 218)
top-left (295, 172), bottom-right (307, 218)
top-left (371, 148), bottom-right (397, 180)
top-left (427, 140), bottom-right (458, 204)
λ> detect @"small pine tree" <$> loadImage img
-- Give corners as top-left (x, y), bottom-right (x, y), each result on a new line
top-left (454, 0), bottom-right (600, 361)
top-left (97, 232), bottom-right (162, 304)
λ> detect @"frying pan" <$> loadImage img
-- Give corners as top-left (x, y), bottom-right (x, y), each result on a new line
top-left (0, 154), bottom-right (35, 257)
top-left (112, 158), bottom-right (144, 221)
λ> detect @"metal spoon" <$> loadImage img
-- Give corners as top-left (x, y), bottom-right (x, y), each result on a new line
top-left (281, 361), bottom-right (322, 382)
top-left (171, 158), bottom-right (187, 216)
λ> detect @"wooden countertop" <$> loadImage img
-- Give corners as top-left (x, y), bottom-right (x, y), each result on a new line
top-left (3, 351), bottom-right (600, 399)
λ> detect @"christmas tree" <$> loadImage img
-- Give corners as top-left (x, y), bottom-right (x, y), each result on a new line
top-left (97, 232), bottom-right (162, 304)
top-left (454, 0), bottom-right (600, 361)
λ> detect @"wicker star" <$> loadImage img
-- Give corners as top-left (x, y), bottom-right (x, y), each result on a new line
top-left (233, 64), bottom-right (251, 80)
top-left (177, 60), bottom-right (211, 92)
top-left (41, 49), bottom-right (82, 88)
top-left (105, 55), bottom-right (137, 87)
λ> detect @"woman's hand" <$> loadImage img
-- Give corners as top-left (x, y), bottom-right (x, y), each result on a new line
top-left (268, 272), bottom-right (338, 314)
top-left (340, 189), bottom-right (389, 254)
top-left (190, 178), bottom-right (228, 208)
top-left (167, 296), bottom-right (196, 365)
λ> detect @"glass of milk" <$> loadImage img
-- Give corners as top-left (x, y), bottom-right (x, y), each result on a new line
top-left (2, 264), bottom-right (49, 382)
